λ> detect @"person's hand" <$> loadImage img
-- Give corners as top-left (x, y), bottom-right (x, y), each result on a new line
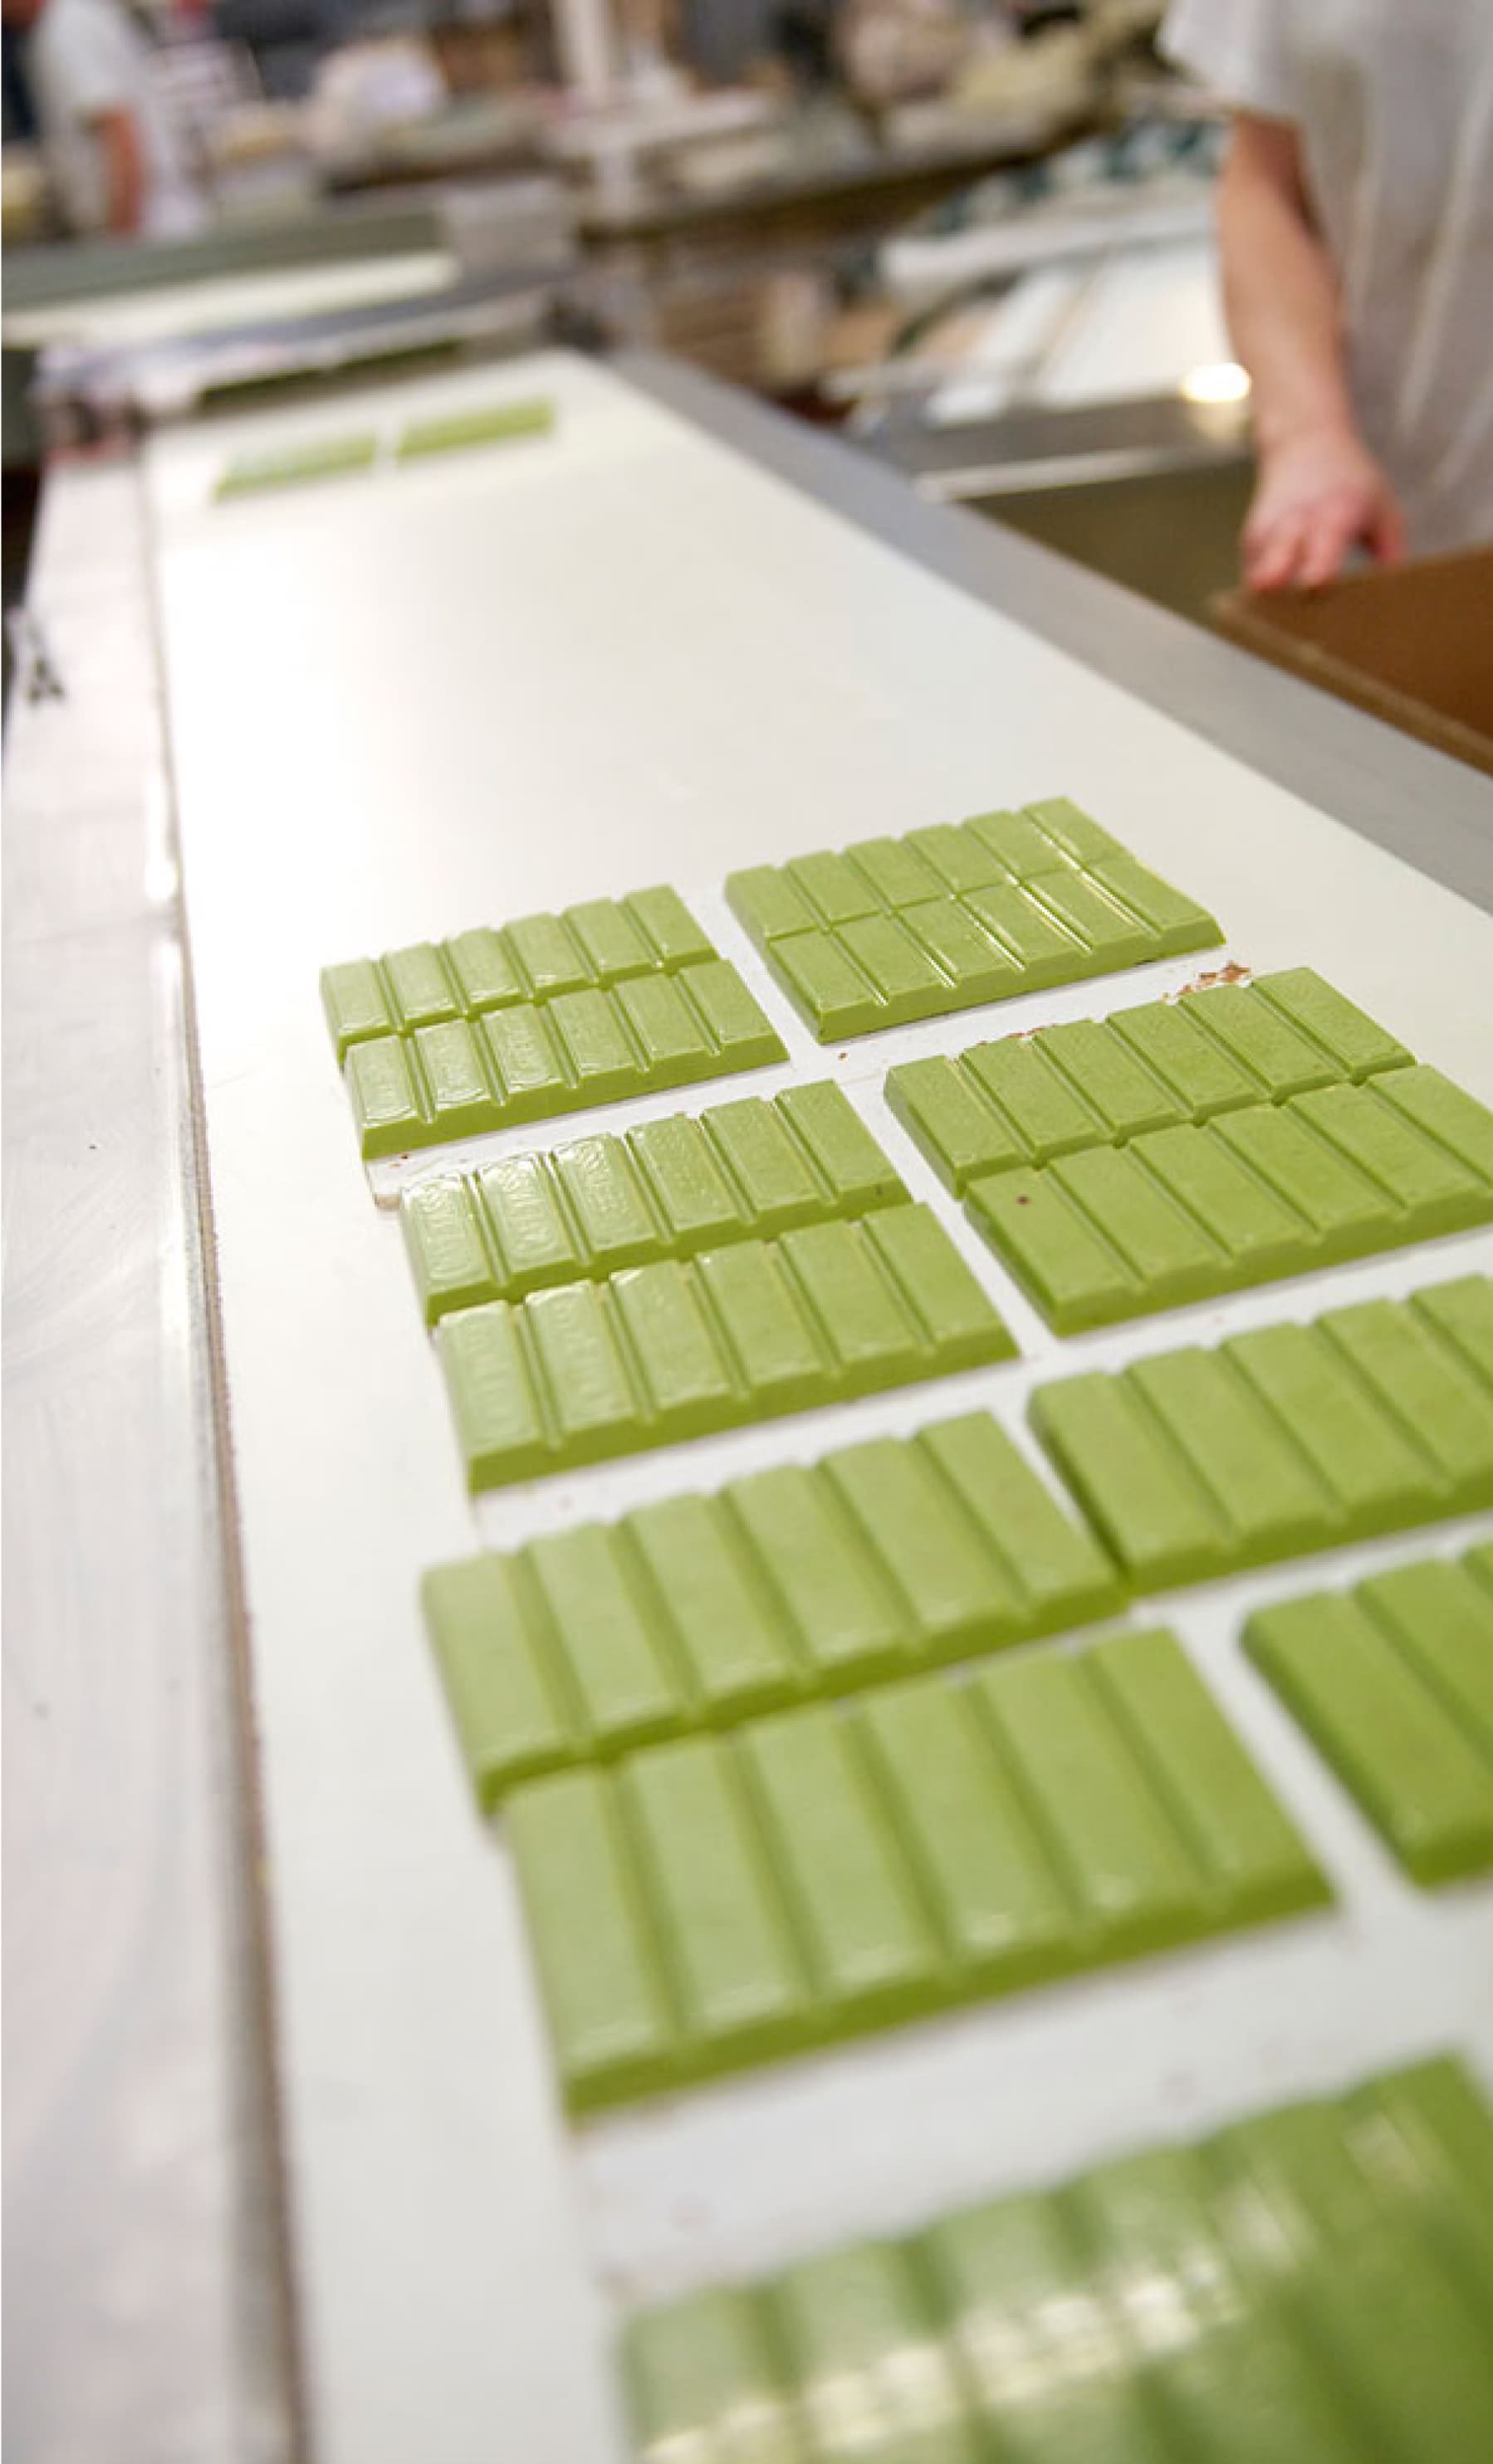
top-left (1243, 427), bottom-right (1405, 590)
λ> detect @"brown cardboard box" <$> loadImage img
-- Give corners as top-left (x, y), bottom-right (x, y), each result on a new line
top-left (1213, 546), bottom-right (1493, 776)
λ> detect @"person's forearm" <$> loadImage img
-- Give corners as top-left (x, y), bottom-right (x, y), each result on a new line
top-left (1217, 123), bottom-right (1353, 452)
top-left (95, 110), bottom-right (146, 237)
top-left (1214, 115), bottom-right (1402, 585)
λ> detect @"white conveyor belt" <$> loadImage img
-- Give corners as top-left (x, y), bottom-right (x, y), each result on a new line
top-left (144, 347), bottom-right (1493, 2464)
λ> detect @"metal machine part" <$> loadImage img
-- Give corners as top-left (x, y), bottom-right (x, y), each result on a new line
top-left (4, 180), bottom-right (576, 441)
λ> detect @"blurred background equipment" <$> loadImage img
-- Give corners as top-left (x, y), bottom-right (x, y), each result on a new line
top-left (4, 1), bottom-right (1486, 721)
top-left (2, 2), bottom-right (1158, 380)
top-left (2, 0), bottom-right (1165, 599)
top-left (843, 108), bottom-right (1255, 619)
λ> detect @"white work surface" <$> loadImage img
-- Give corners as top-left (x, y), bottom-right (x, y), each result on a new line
top-left (146, 349), bottom-right (1493, 2464)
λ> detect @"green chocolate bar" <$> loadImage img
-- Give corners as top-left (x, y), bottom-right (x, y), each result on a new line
top-left (396, 398), bottom-right (555, 459)
top-left (425, 1408), bottom-right (1119, 1805)
top-left (1030, 1277), bottom-right (1493, 1584)
top-left (505, 1627), bottom-right (1326, 2110)
top-left (621, 2055), bottom-right (1493, 2463)
top-left (887, 975), bottom-right (1493, 1330)
top-left (436, 1203), bottom-right (1016, 1491)
top-left (1246, 1544), bottom-right (1493, 1884)
top-left (215, 431), bottom-right (378, 497)
top-left (340, 959), bottom-right (786, 1158)
top-left (727, 801), bottom-right (1220, 1041)
top-left (401, 1082), bottom-right (906, 1323)
top-left (322, 888), bottom-right (722, 1061)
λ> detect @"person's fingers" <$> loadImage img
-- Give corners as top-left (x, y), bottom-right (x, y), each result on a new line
top-left (1246, 511), bottom-right (1310, 591)
top-left (1243, 502), bottom-right (1291, 585)
top-left (1296, 497), bottom-right (1361, 589)
top-left (1368, 490), bottom-right (1407, 565)
top-left (1247, 534), bottom-right (1301, 590)
top-left (1241, 488), bottom-right (1290, 562)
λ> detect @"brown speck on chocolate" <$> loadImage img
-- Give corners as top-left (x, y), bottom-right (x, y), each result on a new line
top-left (1167, 960), bottom-right (1252, 1001)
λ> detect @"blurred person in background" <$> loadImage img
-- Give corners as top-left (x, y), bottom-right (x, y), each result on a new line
top-left (2, 0), bottom-right (204, 236)
top-left (1164, 1), bottom-right (1493, 587)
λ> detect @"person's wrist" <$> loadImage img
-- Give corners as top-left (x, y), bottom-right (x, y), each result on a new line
top-left (1256, 411), bottom-right (1359, 462)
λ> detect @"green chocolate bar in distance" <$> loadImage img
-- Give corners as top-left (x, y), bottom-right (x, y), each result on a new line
top-left (216, 432), bottom-right (378, 497)
top-left (396, 398), bottom-right (555, 459)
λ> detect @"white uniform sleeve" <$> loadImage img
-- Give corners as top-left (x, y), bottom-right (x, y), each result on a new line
top-left (36, 0), bottom-right (140, 124)
top-left (1161, 0), bottom-right (1298, 120)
